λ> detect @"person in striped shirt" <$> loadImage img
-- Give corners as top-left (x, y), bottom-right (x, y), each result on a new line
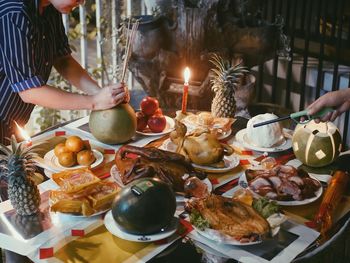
top-left (0, 0), bottom-right (128, 144)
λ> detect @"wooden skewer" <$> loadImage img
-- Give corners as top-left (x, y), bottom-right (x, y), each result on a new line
top-left (121, 18), bottom-right (131, 83)
top-left (121, 19), bottom-right (139, 83)
top-left (122, 20), bottom-right (139, 82)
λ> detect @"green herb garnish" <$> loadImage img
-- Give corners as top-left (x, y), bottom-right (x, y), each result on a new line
top-left (189, 209), bottom-right (210, 230)
top-left (253, 197), bottom-right (279, 218)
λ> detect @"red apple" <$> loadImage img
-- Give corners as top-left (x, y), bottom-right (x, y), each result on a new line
top-left (154, 108), bottom-right (163, 115)
top-left (136, 111), bottom-right (148, 131)
top-left (147, 114), bottom-right (166, 133)
top-left (140, 97), bottom-right (159, 116)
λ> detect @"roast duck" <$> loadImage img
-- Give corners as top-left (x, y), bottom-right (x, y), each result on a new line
top-left (186, 194), bottom-right (270, 242)
top-left (115, 145), bottom-right (207, 192)
top-left (170, 120), bottom-right (234, 167)
top-left (246, 165), bottom-right (321, 201)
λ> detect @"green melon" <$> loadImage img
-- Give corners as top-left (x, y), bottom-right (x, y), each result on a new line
top-left (111, 178), bottom-right (176, 235)
top-left (292, 120), bottom-right (342, 167)
top-left (89, 104), bottom-right (136, 144)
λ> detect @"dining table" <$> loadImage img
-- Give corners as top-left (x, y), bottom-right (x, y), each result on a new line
top-left (0, 112), bottom-right (350, 263)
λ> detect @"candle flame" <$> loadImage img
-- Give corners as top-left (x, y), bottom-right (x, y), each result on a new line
top-left (184, 67), bottom-right (190, 84)
top-left (14, 121), bottom-right (31, 142)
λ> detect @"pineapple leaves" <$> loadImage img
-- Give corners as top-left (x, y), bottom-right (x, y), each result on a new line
top-left (0, 136), bottom-right (46, 179)
top-left (10, 135), bottom-right (18, 155)
top-left (0, 143), bottom-right (11, 156)
top-left (22, 145), bottom-right (43, 157)
top-left (209, 54), bottom-right (250, 93)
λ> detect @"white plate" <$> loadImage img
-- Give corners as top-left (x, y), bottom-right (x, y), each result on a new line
top-left (186, 128), bottom-right (232, 141)
top-left (217, 129), bottom-right (232, 140)
top-left (160, 139), bottom-right (240, 173)
top-left (235, 128), bottom-right (292, 152)
top-left (110, 164), bottom-right (213, 194)
top-left (104, 210), bottom-right (178, 242)
top-left (194, 226), bottom-right (262, 246)
top-left (50, 208), bottom-right (109, 218)
top-left (192, 155), bottom-right (240, 174)
top-left (43, 149), bottom-right (104, 172)
top-left (136, 116), bottom-right (175, 136)
top-left (238, 172), bottom-right (323, 206)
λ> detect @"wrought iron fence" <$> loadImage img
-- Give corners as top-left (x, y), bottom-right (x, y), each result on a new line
top-left (255, 0), bottom-right (350, 149)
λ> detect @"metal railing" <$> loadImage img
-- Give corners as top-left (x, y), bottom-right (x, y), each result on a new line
top-left (257, 0), bottom-right (350, 149)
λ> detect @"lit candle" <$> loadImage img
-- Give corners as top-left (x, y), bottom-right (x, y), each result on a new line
top-left (181, 67), bottom-right (190, 114)
top-left (14, 121), bottom-right (32, 147)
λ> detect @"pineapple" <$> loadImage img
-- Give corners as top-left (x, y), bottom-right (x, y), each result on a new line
top-left (210, 54), bottom-right (249, 118)
top-left (0, 136), bottom-right (40, 215)
top-left (13, 212), bottom-right (43, 239)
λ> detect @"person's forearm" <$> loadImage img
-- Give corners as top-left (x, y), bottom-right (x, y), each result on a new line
top-left (344, 88), bottom-right (350, 101)
top-left (19, 85), bottom-right (96, 110)
top-left (54, 55), bottom-right (101, 95)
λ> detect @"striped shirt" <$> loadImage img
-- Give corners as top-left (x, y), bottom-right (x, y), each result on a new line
top-left (0, 0), bottom-right (70, 144)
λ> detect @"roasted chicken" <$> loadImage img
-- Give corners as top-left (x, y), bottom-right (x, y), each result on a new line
top-left (246, 165), bottom-right (321, 201)
top-left (170, 121), bottom-right (234, 167)
top-left (186, 195), bottom-right (270, 240)
top-left (115, 145), bottom-right (207, 192)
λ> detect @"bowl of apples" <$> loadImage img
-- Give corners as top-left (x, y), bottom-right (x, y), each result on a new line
top-left (136, 96), bottom-right (175, 136)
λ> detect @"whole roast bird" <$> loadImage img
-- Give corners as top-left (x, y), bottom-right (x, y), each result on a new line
top-left (115, 145), bottom-right (207, 192)
top-left (170, 120), bottom-right (234, 167)
top-left (186, 195), bottom-right (270, 240)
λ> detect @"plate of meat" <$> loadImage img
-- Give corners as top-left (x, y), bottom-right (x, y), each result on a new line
top-left (186, 195), bottom-right (270, 245)
top-left (111, 164), bottom-right (212, 197)
top-left (240, 165), bottom-right (323, 206)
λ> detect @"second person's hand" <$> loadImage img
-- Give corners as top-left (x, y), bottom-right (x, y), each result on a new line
top-left (307, 89), bottom-right (350, 123)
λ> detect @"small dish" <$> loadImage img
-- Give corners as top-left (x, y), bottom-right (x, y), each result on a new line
top-left (50, 208), bottom-right (109, 218)
top-left (43, 149), bottom-right (104, 171)
top-left (192, 155), bottom-right (240, 174)
top-left (235, 128), bottom-right (292, 152)
top-left (185, 127), bottom-right (232, 141)
top-left (104, 211), bottom-right (178, 242)
top-left (136, 116), bottom-right (175, 136)
top-left (216, 129), bottom-right (232, 140)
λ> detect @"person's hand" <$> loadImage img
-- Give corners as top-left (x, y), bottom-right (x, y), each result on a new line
top-left (91, 83), bottom-right (127, 110)
top-left (307, 89), bottom-right (350, 123)
top-left (121, 82), bottom-right (130, 104)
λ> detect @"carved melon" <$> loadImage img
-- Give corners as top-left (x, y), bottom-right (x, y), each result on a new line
top-left (89, 104), bottom-right (136, 145)
top-left (292, 120), bottom-right (342, 167)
